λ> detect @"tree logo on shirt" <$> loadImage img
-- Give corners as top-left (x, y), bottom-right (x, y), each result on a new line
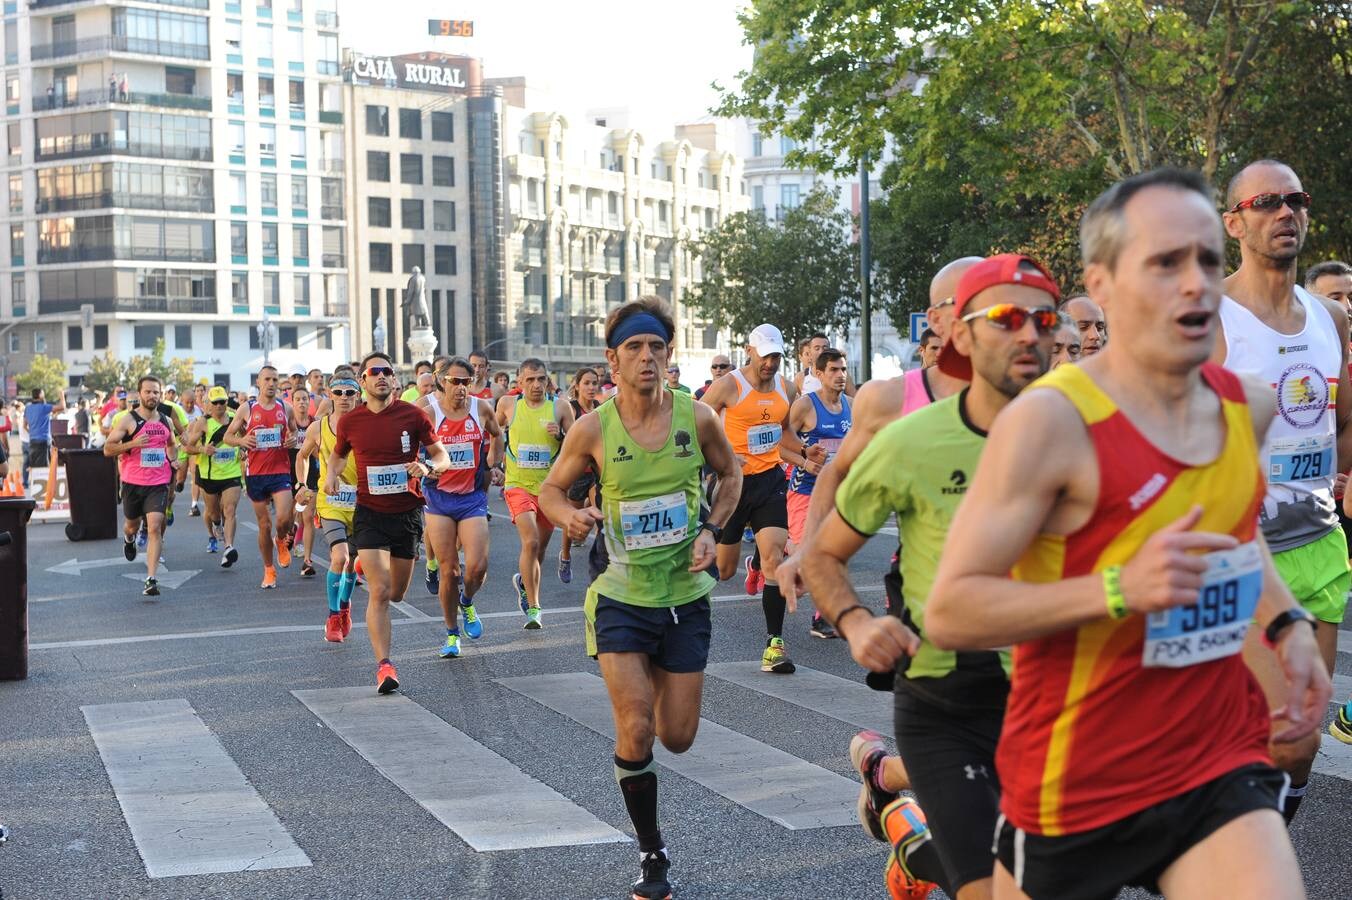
top-left (673, 430), bottom-right (694, 458)
top-left (612, 444), bottom-right (633, 463)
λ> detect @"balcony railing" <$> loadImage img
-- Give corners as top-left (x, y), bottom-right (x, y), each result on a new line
top-left (315, 10), bottom-right (338, 28)
top-left (320, 204), bottom-right (344, 220)
top-left (33, 89), bottom-right (211, 113)
top-left (318, 110), bottom-right (342, 125)
top-left (324, 302), bottom-right (349, 318)
top-left (316, 60), bottom-right (340, 76)
top-left (39, 245), bottom-right (214, 264)
top-left (33, 0), bottom-right (207, 8)
top-left (35, 192), bottom-right (213, 215)
top-left (41, 296), bottom-right (216, 314)
top-left (36, 141), bottom-right (212, 163)
top-left (321, 252), bottom-right (344, 268)
top-left (31, 35), bottom-right (210, 62)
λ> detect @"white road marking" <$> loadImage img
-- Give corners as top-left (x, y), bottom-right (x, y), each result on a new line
top-left (82, 699), bottom-right (311, 878)
top-left (705, 662), bottom-right (893, 735)
top-left (46, 555), bottom-right (139, 576)
top-left (120, 564), bottom-right (200, 590)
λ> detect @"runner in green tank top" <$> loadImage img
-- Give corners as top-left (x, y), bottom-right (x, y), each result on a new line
top-left (541, 298), bottom-right (741, 900)
top-left (180, 386), bottom-right (242, 566)
top-left (495, 359), bottom-right (574, 628)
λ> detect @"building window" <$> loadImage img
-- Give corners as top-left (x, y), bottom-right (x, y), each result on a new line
top-left (263, 271), bottom-right (279, 305)
top-left (213, 325), bottom-right (229, 349)
top-left (257, 23), bottom-right (274, 58)
top-left (258, 74), bottom-right (275, 108)
top-left (367, 150), bottom-right (389, 182)
top-left (278, 325), bottom-right (298, 348)
top-left (292, 224), bottom-right (308, 259)
top-left (133, 324), bottom-right (164, 348)
top-left (174, 324), bottom-right (191, 349)
top-left (780, 135), bottom-right (796, 155)
top-left (401, 199), bottom-right (424, 230)
top-left (259, 172), bottom-right (278, 207)
top-left (369, 242), bottom-right (392, 272)
top-left (260, 123), bottom-right (277, 157)
top-left (34, 333), bottom-right (47, 354)
top-left (399, 108), bottom-right (421, 139)
top-left (94, 324), bottom-right (108, 349)
top-left (67, 326), bottom-right (83, 351)
top-left (431, 111), bottom-right (454, 142)
top-left (365, 104), bottom-right (388, 136)
top-left (10, 224), bottom-right (22, 264)
top-left (322, 226), bottom-right (343, 267)
top-left (780, 183), bottom-right (800, 210)
top-left (249, 326), bottom-right (260, 349)
top-left (293, 274), bottom-right (309, 309)
top-left (6, 334), bottom-right (17, 353)
top-left (226, 71), bottom-right (244, 103)
top-left (288, 78), bottom-right (304, 109)
top-left (434, 244), bottom-right (456, 275)
top-left (399, 153), bottom-right (423, 185)
top-left (231, 272), bottom-right (248, 305)
top-left (751, 185), bottom-right (764, 211)
top-left (8, 173), bottom-right (20, 214)
top-left (432, 156), bottom-right (455, 188)
top-left (291, 174), bottom-right (307, 210)
top-left (261, 222), bottom-right (279, 256)
top-left (320, 177), bottom-right (342, 219)
top-left (433, 200), bottom-right (455, 232)
top-left (368, 196), bottom-right (391, 228)
top-left (229, 121), bottom-right (246, 155)
top-left (231, 221), bottom-right (248, 257)
top-left (318, 327), bottom-right (332, 349)
top-left (403, 243), bottom-right (425, 273)
top-left (290, 126), bottom-right (306, 160)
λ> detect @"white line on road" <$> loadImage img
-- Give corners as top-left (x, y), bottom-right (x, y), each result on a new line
top-left (46, 555), bottom-right (139, 576)
top-left (705, 662), bottom-right (894, 736)
top-left (82, 699), bottom-right (311, 878)
top-left (498, 672), bottom-right (859, 830)
top-left (292, 687), bottom-right (627, 851)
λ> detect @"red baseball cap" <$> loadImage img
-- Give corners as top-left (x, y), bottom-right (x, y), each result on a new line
top-left (937, 253), bottom-right (1061, 380)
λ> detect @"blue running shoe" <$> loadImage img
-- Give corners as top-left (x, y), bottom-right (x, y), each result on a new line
top-left (558, 553), bottom-right (572, 584)
top-left (136, 529), bottom-right (148, 551)
top-left (742, 526), bottom-right (754, 543)
top-left (207, 536), bottom-right (219, 554)
top-left (513, 573), bottom-right (528, 614)
top-left (425, 563), bottom-right (439, 596)
top-left (461, 595), bottom-right (483, 639)
top-left (438, 632), bottom-right (461, 659)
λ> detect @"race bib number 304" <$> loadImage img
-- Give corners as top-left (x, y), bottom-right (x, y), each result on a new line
top-left (139, 447), bottom-right (167, 468)
top-left (619, 491), bottom-right (689, 550)
top-left (1142, 541), bottom-right (1261, 668)
top-left (1268, 433), bottom-right (1334, 484)
top-left (366, 464), bottom-right (409, 496)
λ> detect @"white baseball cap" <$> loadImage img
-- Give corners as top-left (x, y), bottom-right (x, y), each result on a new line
top-left (164, 384), bottom-right (177, 393)
top-left (748, 324), bottom-right (785, 357)
top-left (290, 364), bottom-right (306, 376)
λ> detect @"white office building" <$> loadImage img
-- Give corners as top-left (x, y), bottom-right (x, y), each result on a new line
top-left (2, 0), bottom-right (350, 394)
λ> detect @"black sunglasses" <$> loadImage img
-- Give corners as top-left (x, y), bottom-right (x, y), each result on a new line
top-left (1229, 191), bottom-right (1311, 214)
top-left (364, 366), bottom-right (394, 378)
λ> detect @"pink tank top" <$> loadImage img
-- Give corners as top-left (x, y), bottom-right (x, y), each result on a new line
top-left (119, 412), bottom-right (174, 486)
top-left (901, 367), bottom-right (933, 416)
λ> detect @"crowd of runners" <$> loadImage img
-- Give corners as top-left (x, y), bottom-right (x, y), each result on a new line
top-left (82, 159), bottom-right (1352, 900)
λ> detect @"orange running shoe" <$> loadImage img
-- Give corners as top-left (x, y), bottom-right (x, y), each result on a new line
top-left (261, 566), bottom-right (277, 589)
top-left (324, 612), bottom-right (343, 643)
top-left (882, 797), bottom-right (936, 900)
top-left (339, 606), bottom-right (352, 638)
top-left (376, 660), bottom-right (399, 694)
top-left (275, 537), bottom-right (292, 568)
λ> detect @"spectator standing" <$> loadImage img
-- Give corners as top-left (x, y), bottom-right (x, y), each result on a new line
top-left (24, 388), bottom-right (66, 481)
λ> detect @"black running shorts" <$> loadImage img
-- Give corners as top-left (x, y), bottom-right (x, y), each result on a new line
top-left (122, 483), bottom-right (169, 520)
top-left (353, 504), bottom-right (422, 559)
top-left (717, 468), bottom-right (787, 543)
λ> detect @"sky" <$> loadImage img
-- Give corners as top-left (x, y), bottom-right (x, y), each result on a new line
top-left (338, 0), bottom-right (756, 128)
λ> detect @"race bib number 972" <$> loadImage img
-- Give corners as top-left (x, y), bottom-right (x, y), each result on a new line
top-left (1142, 541), bottom-right (1262, 668)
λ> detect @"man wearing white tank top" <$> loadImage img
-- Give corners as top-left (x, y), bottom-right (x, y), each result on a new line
top-left (1213, 158), bottom-right (1352, 824)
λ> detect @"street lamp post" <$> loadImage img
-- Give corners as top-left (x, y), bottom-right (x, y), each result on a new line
top-left (858, 152), bottom-right (872, 383)
top-left (256, 311), bottom-right (276, 367)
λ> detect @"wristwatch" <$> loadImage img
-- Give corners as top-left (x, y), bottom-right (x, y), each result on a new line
top-left (1262, 607), bottom-right (1317, 649)
top-left (700, 521), bottom-right (724, 543)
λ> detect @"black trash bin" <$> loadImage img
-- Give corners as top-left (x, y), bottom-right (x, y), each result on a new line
top-left (62, 449), bottom-right (118, 542)
top-left (52, 433), bottom-right (86, 455)
top-left (0, 497), bottom-right (38, 681)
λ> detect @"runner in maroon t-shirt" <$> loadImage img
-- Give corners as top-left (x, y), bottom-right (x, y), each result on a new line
top-left (327, 351), bottom-right (451, 694)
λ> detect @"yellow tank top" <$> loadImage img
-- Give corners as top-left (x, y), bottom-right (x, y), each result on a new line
top-left (505, 396), bottom-right (561, 494)
top-left (315, 414), bottom-right (359, 524)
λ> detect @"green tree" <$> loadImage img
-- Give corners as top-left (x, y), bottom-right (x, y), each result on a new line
top-left (15, 355), bottom-right (67, 399)
top-left (686, 186), bottom-right (859, 351)
top-left (82, 352), bottom-right (130, 394)
top-left (122, 339), bottom-right (197, 391)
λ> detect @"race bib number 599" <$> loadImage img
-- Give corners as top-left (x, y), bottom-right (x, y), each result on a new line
top-left (1142, 542), bottom-right (1261, 668)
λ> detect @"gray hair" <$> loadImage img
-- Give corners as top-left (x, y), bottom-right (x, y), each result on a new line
top-left (1080, 168), bottom-right (1215, 270)
top-left (1305, 260), bottom-right (1352, 289)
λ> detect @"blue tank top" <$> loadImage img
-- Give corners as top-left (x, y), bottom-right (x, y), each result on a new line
top-left (789, 392), bottom-right (852, 495)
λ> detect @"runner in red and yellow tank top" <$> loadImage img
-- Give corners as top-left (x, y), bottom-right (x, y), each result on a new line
top-left (224, 364), bottom-right (300, 588)
top-left (701, 323), bottom-right (820, 674)
top-left (923, 170), bottom-right (1329, 899)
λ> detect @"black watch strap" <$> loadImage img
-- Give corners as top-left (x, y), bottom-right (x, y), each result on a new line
top-left (701, 522), bottom-right (724, 542)
top-left (1263, 607), bottom-right (1317, 648)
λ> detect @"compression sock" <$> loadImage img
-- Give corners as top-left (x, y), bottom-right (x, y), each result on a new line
top-left (1282, 780), bottom-right (1308, 824)
top-left (427, 557), bottom-right (439, 573)
top-left (904, 838), bottom-right (946, 889)
top-left (338, 572), bottom-right (357, 609)
top-left (325, 569), bottom-right (341, 613)
top-left (762, 582), bottom-right (786, 637)
top-left (751, 547), bottom-right (761, 571)
top-left (615, 754), bottom-right (663, 852)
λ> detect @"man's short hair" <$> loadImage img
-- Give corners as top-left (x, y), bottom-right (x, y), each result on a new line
top-left (604, 295), bottom-right (676, 347)
top-left (1081, 167), bottom-right (1214, 270)
top-left (518, 357), bottom-right (547, 375)
top-left (446, 356), bottom-right (474, 376)
top-left (258, 364), bottom-right (277, 375)
top-left (814, 348), bottom-right (846, 370)
top-left (137, 375), bottom-right (161, 390)
top-left (359, 351), bottom-right (393, 370)
top-left (919, 328), bottom-right (938, 345)
top-left (469, 349), bottom-right (488, 362)
top-left (1305, 260), bottom-right (1352, 289)
top-left (1224, 158), bottom-right (1292, 210)
top-left (414, 360), bottom-right (432, 374)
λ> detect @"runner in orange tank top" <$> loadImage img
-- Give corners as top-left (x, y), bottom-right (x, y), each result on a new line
top-left (700, 323), bottom-right (820, 674)
top-left (924, 169), bottom-right (1329, 899)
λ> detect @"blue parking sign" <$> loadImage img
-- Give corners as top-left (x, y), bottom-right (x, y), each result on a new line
top-left (909, 312), bottom-right (929, 342)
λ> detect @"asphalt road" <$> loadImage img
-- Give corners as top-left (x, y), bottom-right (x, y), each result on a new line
top-left (2, 493), bottom-right (1350, 900)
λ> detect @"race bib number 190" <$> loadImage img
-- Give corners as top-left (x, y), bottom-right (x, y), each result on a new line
top-left (366, 464), bottom-right (408, 495)
top-left (747, 423), bottom-right (781, 455)
top-left (1142, 541), bottom-right (1261, 668)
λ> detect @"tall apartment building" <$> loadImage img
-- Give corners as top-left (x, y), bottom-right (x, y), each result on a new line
top-left (2, 0), bottom-right (350, 393)
top-left (499, 96), bottom-right (747, 371)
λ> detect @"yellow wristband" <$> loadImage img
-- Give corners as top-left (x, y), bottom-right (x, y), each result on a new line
top-left (1103, 565), bottom-right (1129, 620)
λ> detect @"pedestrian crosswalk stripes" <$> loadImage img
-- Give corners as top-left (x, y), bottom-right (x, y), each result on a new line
top-left (290, 687), bottom-right (628, 851)
top-left (705, 662), bottom-right (894, 735)
top-left (81, 699), bottom-right (312, 879)
top-left (497, 671), bottom-right (860, 830)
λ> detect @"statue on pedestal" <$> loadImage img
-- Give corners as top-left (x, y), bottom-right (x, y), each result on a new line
top-left (402, 266), bottom-right (430, 330)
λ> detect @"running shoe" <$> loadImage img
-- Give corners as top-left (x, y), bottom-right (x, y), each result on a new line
top-left (558, 553), bottom-right (572, 584)
top-left (742, 526), bottom-right (754, 543)
top-left (850, 730), bottom-right (900, 842)
top-left (136, 529), bottom-right (148, 552)
top-left (165, 505), bottom-right (174, 527)
top-left (275, 537), bottom-right (292, 568)
top-left (222, 545), bottom-right (238, 568)
top-left (207, 536), bottom-right (219, 554)
top-left (632, 849), bottom-right (672, 900)
top-left (189, 502), bottom-right (201, 517)
top-left (300, 562), bottom-right (316, 578)
top-left (513, 573), bottom-right (529, 614)
top-left (461, 598), bottom-right (483, 639)
top-left (261, 566), bottom-right (277, 589)
top-left (1329, 701), bottom-right (1352, 745)
top-left (425, 563), bottom-right (439, 595)
top-left (810, 615), bottom-right (838, 639)
top-left (761, 636), bottom-right (795, 674)
top-left (743, 555), bottom-right (764, 595)
top-left (143, 577), bottom-right (159, 597)
top-left (882, 797), bottom-right (937, 900)
top-left (324, 612), bottom-right (343, 643)
top-left (524, 607), bottom-right (542, 630)
top-left (438, 632), bottom-right (462, 659)
top-left (123, 536), bottom-right (137, 562)
top-left (339, 606), bottom-right (352, 638)
top-left (376, 660), bottom-right (400, 695)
